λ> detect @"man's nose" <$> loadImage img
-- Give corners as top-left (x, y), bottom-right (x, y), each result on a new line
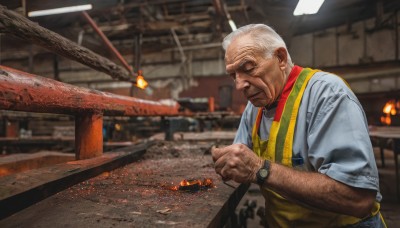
top-left (235, 73), bottom-right (250, 91)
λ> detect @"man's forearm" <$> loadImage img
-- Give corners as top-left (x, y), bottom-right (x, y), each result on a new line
top-left (263, 162), bottom-right (376, 218)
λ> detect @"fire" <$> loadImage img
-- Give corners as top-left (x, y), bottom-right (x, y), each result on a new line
top-left (383, 101), bottom-right (395, 114)
top-left (381, 99), bottom-right (398, 125)
top-left (381, 115), bottom-right (391, 126)
top-left (136, 75), bottom-right (148, 89)
top-left (170, 178), bottom-right (214, 191)
top-left (180, 179), bottom-right (202, 186)
top-left (135, 70), bottom-right (148, 89)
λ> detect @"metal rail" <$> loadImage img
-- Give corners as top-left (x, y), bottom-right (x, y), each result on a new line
top-left (81, 11), bottom-right (134, 75)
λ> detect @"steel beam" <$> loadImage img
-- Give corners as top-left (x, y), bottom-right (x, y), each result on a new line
top-left (81, 11), bottom-right (133, 75)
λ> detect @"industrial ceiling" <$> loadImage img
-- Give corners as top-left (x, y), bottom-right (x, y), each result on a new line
top-left (1, 0), bottom-right (399, 61)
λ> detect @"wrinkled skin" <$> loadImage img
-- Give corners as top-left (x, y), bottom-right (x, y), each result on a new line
top-left (225, 34), bottom-right (289, 108)
top-left (212, 144), bottom-right (263, 183)
top-left (212, 34), bottom-right (291, 184)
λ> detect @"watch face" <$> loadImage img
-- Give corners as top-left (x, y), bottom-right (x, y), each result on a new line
top-left (259, 169), bottom-right (269, 178)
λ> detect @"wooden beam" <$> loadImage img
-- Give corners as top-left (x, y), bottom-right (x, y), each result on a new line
top-left (0, 5), bottom-right (135, 82)
top-left (0, 66), bottom-right (181, 116)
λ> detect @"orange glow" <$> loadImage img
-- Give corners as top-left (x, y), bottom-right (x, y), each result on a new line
top-left (383, 102), bottom-right (393, 114)
top-left (180, 179), bottom-right (202, 186)
top-left (202, 178), bottom-right (213, 187)
top-left (114, 123), bottom-right (122, 131)
top-left (136, 70), bottom-right (148, 89)
top-left (381, 99), bottom-right (399, 126)
top-left (170, 178), bottom-right (214, 191)
top-left (136, 75), bottom-right (148, 89)
top-left (0, 168), bottom-right (11, 177)
top-left (381, 115), bottom-right (391, 126)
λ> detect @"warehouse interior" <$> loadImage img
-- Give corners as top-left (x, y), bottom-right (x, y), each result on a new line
top-left (1, 0), bottom-right (400, 227)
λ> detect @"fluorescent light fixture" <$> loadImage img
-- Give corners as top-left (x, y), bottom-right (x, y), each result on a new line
top-left (293, 0), bottom-right (325, 16)
top-left (228, 20), bottom-right (237, 31)
top-left (28, 4), bottom-right (92, 17)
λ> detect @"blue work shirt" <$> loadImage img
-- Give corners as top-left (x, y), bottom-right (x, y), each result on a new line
top-left (234, 71), bottom-right (382, 201)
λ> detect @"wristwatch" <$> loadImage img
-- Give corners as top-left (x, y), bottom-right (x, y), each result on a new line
top-left (256, 160), bottom-right (271, 185)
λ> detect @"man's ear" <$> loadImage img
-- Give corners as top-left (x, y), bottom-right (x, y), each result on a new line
top-left (275, 47), bottom-right (288, 70)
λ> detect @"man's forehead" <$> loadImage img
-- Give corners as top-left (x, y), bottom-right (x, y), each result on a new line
top-left (225, 35), bottom-right (259, 58)
top-left (225, 40), bottom-right (259, 71)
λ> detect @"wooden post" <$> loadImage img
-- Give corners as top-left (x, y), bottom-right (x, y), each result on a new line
top-left (75, 112), bottom-right (103, 159)
top-left (5, 119), bottom-right (18, 138)
top-left (209, 96), bottom-right (215, 112)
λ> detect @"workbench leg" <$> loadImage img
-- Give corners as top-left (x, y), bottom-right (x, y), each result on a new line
top-left (75, 112), bottom-right (103, 160)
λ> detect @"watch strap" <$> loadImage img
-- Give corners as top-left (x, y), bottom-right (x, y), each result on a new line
top-left (256, 159), bottom-right (271, 185)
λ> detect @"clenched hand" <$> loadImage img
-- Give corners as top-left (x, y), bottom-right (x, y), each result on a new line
top-left (211, 144), bottom-right (263, 183)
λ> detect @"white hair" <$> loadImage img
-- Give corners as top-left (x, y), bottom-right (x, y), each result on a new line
top-left (222, 24), bottom-right (293, 66)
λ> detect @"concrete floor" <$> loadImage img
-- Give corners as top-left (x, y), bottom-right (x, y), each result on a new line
top-left (235, 147), bottom-right (400, 227)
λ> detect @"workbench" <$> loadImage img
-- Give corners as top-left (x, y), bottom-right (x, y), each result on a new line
top-left (0, 141), bottom-right (249, 227)
top-left (369, 126), bottom-right (400, 201)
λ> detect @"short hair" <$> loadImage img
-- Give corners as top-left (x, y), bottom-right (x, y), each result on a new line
top-left (222, 24), bottom-right (293, 66)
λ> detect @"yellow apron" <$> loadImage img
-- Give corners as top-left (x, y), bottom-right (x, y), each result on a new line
top-left (251, 66), bottom-right (382, 227)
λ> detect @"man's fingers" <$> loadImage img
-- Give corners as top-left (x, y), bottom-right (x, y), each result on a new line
top-left (211, 146), bottom-right (218, 162)
top-left (211, 146), bottom-right (229, 162)
top-left (212, 144), bottom-right (257, 183)
top-left (213, 150), bottom-right (228, 173)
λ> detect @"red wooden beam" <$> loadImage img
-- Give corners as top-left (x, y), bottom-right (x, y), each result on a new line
top-left (0, 66), bottom-right (180, 116)
top-left (0, 65), bottom-right (186, 159)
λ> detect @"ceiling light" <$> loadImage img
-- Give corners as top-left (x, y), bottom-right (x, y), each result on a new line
top-left (28, 4), bottom-right (92, 17)
top-left (293, 0), bottom-right (325, 16)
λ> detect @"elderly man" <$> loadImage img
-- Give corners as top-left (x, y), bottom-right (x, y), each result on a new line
top-left (211, 24), bottom-right (385, 227)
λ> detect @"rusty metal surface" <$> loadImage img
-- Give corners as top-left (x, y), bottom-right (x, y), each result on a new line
top-left (0, 141), bottom-right (248, 227)
top-left (0, 66), bottom-right (180, 116)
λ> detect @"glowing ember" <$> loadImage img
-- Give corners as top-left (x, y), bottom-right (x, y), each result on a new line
top-left (170, 178), bottom-right (214, 192)
top-left (381, 99), bottom-right (399, 126)
top-left (136, 70), bottom-right (148, 89)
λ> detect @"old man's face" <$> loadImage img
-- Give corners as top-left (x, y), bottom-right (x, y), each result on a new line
top-left (225, 35), bottom-right (287, 107)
